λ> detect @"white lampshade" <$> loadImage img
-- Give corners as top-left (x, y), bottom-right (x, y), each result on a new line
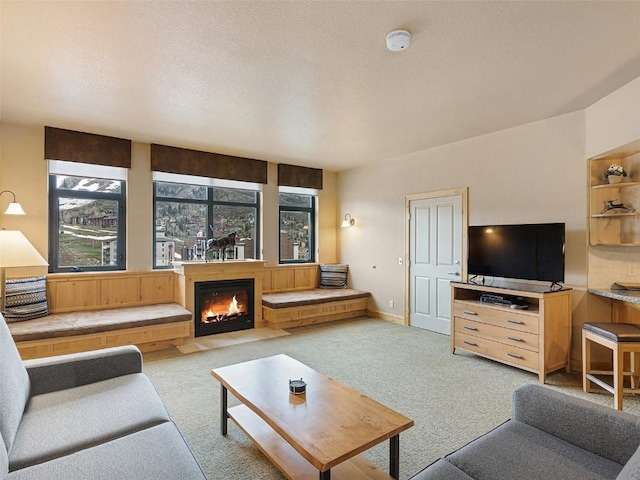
top-left (4, 202), bottom-right (26, 215)
top-left (0, 230), bottom-right (48, 268)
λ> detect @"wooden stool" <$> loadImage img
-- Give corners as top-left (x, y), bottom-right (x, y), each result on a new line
top-left (582, 322), bottom-right (640, 410)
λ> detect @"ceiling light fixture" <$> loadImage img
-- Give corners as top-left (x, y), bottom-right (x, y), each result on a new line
top-left (386, 30), bottom-right (411, 52)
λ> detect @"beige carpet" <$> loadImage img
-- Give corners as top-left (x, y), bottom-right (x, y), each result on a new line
top-left (142, 317), bottom-right (640, 480)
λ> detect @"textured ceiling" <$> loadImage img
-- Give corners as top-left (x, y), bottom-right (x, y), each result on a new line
top-left (2, 1), bottom-right (640, 172)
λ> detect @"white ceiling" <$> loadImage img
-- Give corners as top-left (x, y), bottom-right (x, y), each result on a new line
top-left (2, 1), bottom-right (640, 172)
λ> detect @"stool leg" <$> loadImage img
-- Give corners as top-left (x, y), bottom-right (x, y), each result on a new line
top-left (613, 345), bottom-right (624, 410)
top-left (631, 352), bottom-right (638, 390)
top-left (582, 330), bottom-right (591, 393)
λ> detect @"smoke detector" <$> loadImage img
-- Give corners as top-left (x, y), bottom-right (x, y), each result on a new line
top-left (386, 30), bottom-right (411, 52)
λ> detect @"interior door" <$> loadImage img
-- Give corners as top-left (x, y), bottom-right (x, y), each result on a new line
top-left (409, 194), bottom-right (463, 334)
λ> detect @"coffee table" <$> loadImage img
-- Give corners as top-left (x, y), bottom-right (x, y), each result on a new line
top-left (211, 354), bottom-right (414, 480)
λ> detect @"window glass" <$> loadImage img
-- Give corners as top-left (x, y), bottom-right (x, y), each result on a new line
top-left (155, 181), bottom-right (207, 200)
top-left (279, 192), bottom-right (315, 263)
top-left (49, 174), bottom-right (126, 272)
top-left (153, 181), bottom-right (260, 267)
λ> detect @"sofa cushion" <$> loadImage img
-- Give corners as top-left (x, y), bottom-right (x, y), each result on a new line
top-left (0, 434), bottom-right (8, 479)
top-left (0, 314), bottom-right (30, 454)
top-left (3, 276), bottom-right (48, 322)
top-left (8, 373), bottom-right (171, 470)
top-left (513, 384), bottom-right (640, 465)
top-left (410, 458), bottom-right (474, 479)
top-left (6, 422), bottom-right (206, 480)
top-left (617, 445), bottom-right (640, 480)
top-left (446, 420), bottom-right (623, 480)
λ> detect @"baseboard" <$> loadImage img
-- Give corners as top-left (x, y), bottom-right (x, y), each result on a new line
top-left (367, 309), bottom-right (405, 325)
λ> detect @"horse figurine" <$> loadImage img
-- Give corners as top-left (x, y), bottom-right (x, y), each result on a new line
top-left (205, 231), bottom-right (236, 262)
top-left (601, 200), bottom-right (635, 214)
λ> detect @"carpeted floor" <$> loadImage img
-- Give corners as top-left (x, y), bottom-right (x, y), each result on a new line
top-left (142, 317), bottom-right (640, 480)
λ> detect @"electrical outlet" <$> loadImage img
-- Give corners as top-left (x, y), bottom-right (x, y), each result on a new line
top-left (389, 300), bottom-right (394, 308)
top-left (629, 264), bottom-right (639, 276)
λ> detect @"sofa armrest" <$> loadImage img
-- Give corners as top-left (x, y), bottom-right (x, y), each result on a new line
top-left (24, 345), bottom-right (143, 396)
top-left (513, 384), bottom-right (640, 465)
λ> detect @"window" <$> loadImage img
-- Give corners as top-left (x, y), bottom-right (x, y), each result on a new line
top-left (153, 180), bottom-right (260, 267)
top-left (48, 165), bottom-right (126, 272)
top-left (279, 191), bottom-right (316, 263)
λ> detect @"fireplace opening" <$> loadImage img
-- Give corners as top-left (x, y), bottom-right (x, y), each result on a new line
top-left (194, 279), bottom-right (254, 336)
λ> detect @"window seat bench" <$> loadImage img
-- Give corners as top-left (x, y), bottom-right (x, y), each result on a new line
top-left (7, 303), bottom-right (192, 360)
top-left (262, 288), bottom-right (370, 329)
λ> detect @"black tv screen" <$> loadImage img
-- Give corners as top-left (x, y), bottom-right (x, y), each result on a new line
top-left (468, 223), bottom-right (565, 283)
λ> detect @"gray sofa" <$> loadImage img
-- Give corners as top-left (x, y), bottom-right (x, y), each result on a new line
top-left (0, 313), bottom-right (206, 479)
top-left (411, 383), bottom-right (640, 480)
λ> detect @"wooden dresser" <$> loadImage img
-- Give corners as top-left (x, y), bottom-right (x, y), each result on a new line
top-left (451, 281), bottom-right (572, 383)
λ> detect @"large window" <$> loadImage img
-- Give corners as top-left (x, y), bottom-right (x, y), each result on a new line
top-left (279, 192), bottom-right (315, 263)
top-left (153, 181), bottom-right (259, 267)
top-left (48, 171), bottom-right (126, 272)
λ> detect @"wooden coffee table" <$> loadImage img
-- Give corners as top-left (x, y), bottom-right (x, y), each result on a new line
top-left (211, 354), bottom-right (414, 480)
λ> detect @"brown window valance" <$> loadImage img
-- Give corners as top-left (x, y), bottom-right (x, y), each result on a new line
top-left (45, 127), bottom-right (131, 168)
top-left (278, 164), bottom-right (323, 190)
top-left (150, 144), bottom-right (268, 184)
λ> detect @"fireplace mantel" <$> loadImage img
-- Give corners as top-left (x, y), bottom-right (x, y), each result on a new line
top-left (174, 260), bottom-right (266, 336)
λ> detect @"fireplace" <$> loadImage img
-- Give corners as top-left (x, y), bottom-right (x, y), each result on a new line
top-left (194, 279), bottom-right (254, 336)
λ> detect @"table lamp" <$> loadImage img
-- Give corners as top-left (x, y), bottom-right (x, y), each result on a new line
top-left (0, 230), bottom-right (48, 313)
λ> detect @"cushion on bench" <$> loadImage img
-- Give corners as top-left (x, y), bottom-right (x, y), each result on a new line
top-left (262, 288), bottom-right (370, 309)
top-left (7, 304), bottom-right (192, 342)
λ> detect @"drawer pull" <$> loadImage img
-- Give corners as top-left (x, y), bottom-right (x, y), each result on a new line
top-left (507, 353), bottom-right (523, 359)
top-left (507, 319), bottom-right (524, 325)
top-left (463, 310), bottom-right (478, 316)
top-left (464, 325), bottom-right (478, 331)
top-left (463, 340), bottom-right (478, 347)
top-left (507, 336), bottom-right (523, 342)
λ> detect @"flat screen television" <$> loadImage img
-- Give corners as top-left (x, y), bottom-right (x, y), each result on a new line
top-left (467, 223), bottom-right (565, 284)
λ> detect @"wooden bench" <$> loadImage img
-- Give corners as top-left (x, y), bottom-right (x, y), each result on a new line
top-left (8, 303), bottom-right (192, 360)
top-left (262, 288), bottom-right (370, 329)
top-left (5, 271), bottom-right (193, 360)
top-left (261, 262), bottom-right (370, 329)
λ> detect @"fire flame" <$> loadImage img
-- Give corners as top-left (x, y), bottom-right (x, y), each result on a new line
top-left (201, 295), bottom-right (242, 323)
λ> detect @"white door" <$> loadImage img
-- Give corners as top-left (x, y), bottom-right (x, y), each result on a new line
top-left (409, 195), bottom-right (463, 334)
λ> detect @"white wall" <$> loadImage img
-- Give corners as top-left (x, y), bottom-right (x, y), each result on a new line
top-left (338, 111), bottom-right (587, 320)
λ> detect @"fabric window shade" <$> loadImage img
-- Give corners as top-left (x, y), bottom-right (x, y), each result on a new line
top-left (278, 164), bottom-right (323, 190)
top-left (44, 127), bottom-right (131, 168)
top-left (150, 144), bottom-right (267, 184)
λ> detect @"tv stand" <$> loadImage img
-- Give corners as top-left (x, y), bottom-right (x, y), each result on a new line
top-left (451, 282), bottom-right (572, 384)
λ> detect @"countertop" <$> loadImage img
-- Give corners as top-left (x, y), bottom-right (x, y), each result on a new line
top-left (588, 288), bottom-right (640, 305)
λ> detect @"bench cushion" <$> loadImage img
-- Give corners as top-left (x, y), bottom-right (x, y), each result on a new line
top-left (7, 304), bottom-right (192, 342)
top-left (583, 323), bottom-right (640, 343)
top-left (262, 288), bottom-right (370, 309)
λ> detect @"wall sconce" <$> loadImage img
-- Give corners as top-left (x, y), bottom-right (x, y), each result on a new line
top-left (0, 190), bottom-right (26, 215)
top-left (341, 213), bottom-right (355, 228)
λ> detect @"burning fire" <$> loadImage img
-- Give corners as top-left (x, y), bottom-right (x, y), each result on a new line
top-left (202, 295), bottom-right (242, 323)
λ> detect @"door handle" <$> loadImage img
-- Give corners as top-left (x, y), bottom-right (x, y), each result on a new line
top-left (448, 272), bottom-right (461, 276)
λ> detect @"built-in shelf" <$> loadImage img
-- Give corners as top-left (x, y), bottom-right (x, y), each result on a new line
top-left (591, 212), bottom-right (640, 218)
top-left (591, 181), bottom-right (640, 189)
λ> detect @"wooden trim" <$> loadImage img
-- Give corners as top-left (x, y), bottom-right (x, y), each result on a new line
top-left (263, 264), bottom-right (319, 293)
top-left (150, 143), bottom-right (267, 184)
top-left (47, 271), bottom-right (176, 313)
top-left (278, 164), bottom-right (323, 189)
top-left (45, 126), bottom-right (131, 168)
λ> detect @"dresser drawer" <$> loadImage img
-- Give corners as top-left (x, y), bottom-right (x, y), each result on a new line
top-left (454, 331), bottom-right (539, 372)
top-left (454, 317), bottom-right (538, 352)
top-left (454, 301), bottom-right (538, 334)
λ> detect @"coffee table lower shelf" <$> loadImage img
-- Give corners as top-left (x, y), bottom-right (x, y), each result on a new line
top-left (229, 404), bottom-right (393, 480)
